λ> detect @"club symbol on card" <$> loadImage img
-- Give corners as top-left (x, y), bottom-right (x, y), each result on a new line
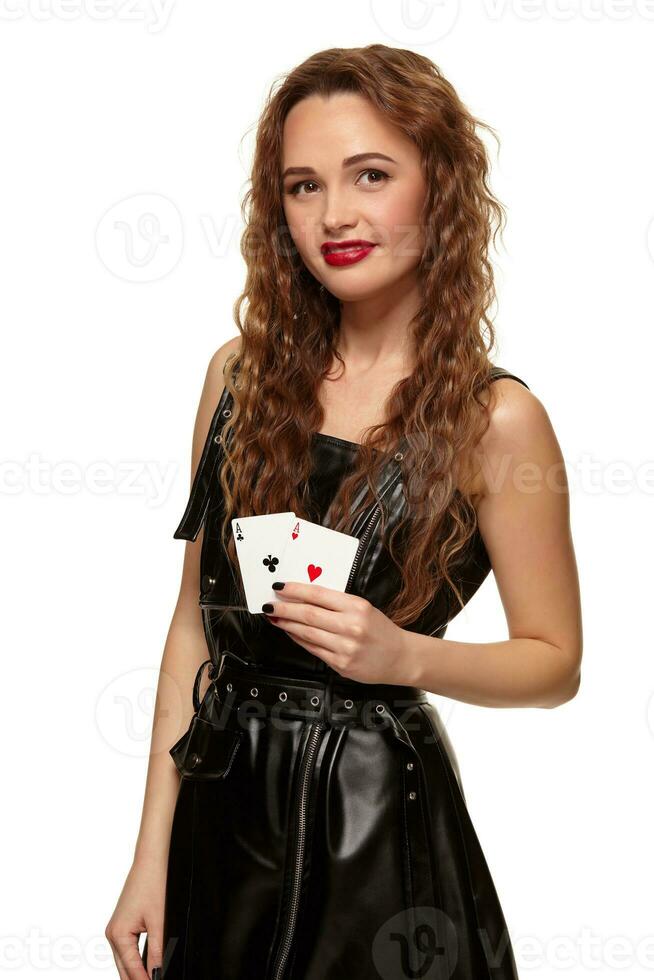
top-left (307, 564), bottom-right (322, 582)
top-left (263, 555), bottom-right (280, 574)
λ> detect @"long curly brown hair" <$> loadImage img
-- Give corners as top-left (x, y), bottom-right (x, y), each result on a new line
top-left (217, 43), bottom-right (506, 628)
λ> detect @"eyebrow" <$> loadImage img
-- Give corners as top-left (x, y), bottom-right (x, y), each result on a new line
top-left (281, 152), bottom-right (397, 180)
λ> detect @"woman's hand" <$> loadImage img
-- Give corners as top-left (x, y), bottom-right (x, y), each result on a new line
top-left (263, 581), bottom-right (415, 686)
top-left (105, 857), bottom-right (166, 979)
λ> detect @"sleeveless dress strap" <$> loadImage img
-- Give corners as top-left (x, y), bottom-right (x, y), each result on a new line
top-left (173, 383), bottom-right (234, 541)
top-left (489, 365), bottom-right (530, 390)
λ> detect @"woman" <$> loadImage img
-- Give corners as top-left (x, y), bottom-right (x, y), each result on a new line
top-left (106, 44), bottom-right (582, 980)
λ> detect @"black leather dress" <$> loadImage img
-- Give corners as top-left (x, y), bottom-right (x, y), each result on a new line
top-left (144, 366), bottom-right (529, 980)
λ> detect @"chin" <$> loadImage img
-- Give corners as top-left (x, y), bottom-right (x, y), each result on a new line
top-left (322, 280), bottom-right (386, 304)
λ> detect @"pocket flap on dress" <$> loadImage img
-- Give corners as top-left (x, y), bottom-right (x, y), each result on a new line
top-left (169, 715), bottom-right (242, 780)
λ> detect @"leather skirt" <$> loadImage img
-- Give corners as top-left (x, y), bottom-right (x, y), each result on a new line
top-left (142, 650), bottom-right (519, 979)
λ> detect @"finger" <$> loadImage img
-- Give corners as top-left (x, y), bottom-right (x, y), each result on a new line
top-left (111, 931), bottom-right (149, 980)
top-left (278, 625), bottom-right (340, 665)
top-left (270, 581), bottom-right (350, 609)
top-left (144, 930), bottom-right (163, 979)
top-left (265, 601), bottom-right (342, 637)
top-left (112, 950), bottom-right (132, 980)
top-left (273, 616), bottom-right (341, 654)
top-left (106, 933), bottom-right (139, 980)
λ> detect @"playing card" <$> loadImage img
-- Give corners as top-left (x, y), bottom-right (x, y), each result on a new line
top-left (278, 517), bottom-right (360, 593)
top-left (231, 512), bottom-right (297, 613)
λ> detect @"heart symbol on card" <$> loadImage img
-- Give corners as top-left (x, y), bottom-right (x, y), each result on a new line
top-left (307, 564), bottom-right (322, 582)
top-left (292, 530), bottom-right (299, 539)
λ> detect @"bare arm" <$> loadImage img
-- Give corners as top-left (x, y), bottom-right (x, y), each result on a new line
top-left (133, 336), bottom-right (241, 864)
top-left (406, 379), bottom-right (583, 709)
top-left (106, 335), bottom-right (241, 979)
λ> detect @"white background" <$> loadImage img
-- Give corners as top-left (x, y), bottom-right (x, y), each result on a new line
top-left (1, 2), bottom-right (653, 977)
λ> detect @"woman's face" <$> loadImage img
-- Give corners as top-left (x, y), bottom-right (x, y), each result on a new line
top-left (281, 92), bottom-right (427, 304)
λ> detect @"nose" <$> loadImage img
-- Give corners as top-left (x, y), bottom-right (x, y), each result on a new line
top-left (320, 188), bottom-right (357, 235)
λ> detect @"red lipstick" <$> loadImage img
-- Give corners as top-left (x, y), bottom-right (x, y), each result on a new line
top-left (321, 239), bottom-right (377, 267)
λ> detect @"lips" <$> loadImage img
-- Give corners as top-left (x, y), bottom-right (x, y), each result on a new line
top-left (321, 240), bottom-right (378, 268)
top-left (321, 240), bottom-right (376, 255)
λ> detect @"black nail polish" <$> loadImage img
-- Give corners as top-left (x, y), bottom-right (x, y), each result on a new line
top-left (262, 602), bottom-right (274, 612)
top-left (272, 582), bottom-right (285, 590)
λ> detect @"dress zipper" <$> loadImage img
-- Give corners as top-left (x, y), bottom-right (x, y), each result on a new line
top-left (344, 504), bottom-right (381, 593)
top-left (344, 448), bottom-right (406, 594)
top-left (270, 721), bottom-right (325, 980)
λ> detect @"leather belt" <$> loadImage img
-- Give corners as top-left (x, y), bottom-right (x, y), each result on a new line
top-left (203, 650), bottom-right (429, 730)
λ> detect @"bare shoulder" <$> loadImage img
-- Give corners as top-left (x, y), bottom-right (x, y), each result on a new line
top-left (204, 334), bottom-right (242, 397)
top-left (468, 378), bottom-right (561, 500)
top-left (190, 335), bottom-right (241, 464)
top-left (481, 377), bottom-right (551, 457)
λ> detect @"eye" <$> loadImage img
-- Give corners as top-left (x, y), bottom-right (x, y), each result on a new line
top-left (285, 168), bottom-right (391, 197)
top-left (356, 168), bottom-right (390, 187)
top-left (287, 179), bottom-right (319, 197)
